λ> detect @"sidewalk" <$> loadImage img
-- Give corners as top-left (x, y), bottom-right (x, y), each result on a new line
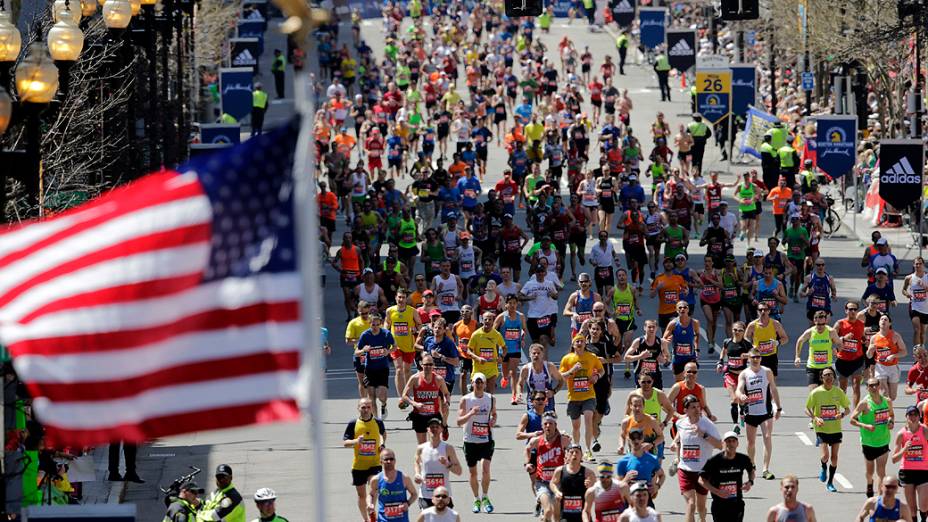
top-left (75, 446), bottom-right (126, 505)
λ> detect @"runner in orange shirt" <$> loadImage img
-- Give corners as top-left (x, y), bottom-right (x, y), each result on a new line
top-left (766, 176), bottom-right (793, 238)
top-left (452, 306), bottom-right (479, 393)
top-left (650, 257), bottom-right (689, 330)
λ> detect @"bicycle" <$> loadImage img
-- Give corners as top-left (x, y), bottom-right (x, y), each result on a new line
top-left (820, 185), bottom-right (843, 238)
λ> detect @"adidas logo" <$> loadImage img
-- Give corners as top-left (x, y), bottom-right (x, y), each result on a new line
top-left (233, 49), bottom-right (255, 66)
top-left (669, 38), bottom-right (693, 56)
top-left (615, 0), bottom-right (632, 12)
top-left (882, 156), bottom-right (921, 184)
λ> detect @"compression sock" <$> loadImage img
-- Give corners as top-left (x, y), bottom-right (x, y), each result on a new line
top-left (828, 465), bottom-right (837, 484)
top-left (821, 460), bottom-right (827, 472)
top-left (920, 511), bottom-right (927, 522)
top-left (730, 403), bottom-right (739, 424)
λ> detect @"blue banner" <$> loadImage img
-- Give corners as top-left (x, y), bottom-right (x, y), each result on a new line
top-left (230, 38), bottom-right (260, 74)
top-left (237, 20), bottom-right (265, 55)
top-left (739, 106), bottom-right (780, 158)
top-left (220, 67), bottom-right (254, 122)
top-left (816, 116), bottom-right (857, 179)
top-left (638, 8), bottom-right (666, 50)
top-left (730, 65), bottom-right (756, 119)
top-left (200, 124), bottom-right (242, 146)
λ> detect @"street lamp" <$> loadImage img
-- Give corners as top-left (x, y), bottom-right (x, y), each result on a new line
top-left (128, 0), bottom-right (141, 16)
top-left (0, 5), bottom-right (20, 88)
top-left (15, 42), bottom-right (59, 104)
top-left (53, 0), bottom-right (81, 24)
top-left (103, 0), bottom-right (132, 28)
top-left (48, 10), bottom-right (83, 98)
top-left (0, 87), bottom-right (10, 135)
top-left (81, 0), bottom-right (97, 17)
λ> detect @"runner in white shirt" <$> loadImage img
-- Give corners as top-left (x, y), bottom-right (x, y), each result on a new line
top-left (519, 263), bottom-right (562, 351)
top-left (673, 395), bottom-right (723, 522)
top-left (690, 172), bottom-right (708, 234)
top-left (902, 256), bottom-right (928, 346)
top-left (589, 232), bottom-right (620, 299)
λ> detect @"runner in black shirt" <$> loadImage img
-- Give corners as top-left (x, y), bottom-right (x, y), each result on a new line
top-left (698, 431), bottom-right (755, 522)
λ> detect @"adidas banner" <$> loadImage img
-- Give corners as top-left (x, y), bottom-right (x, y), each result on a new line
top-left (730, 64), bottom-right (756, 119)
top-left (879, 140), bottom-right (925, 210)
top-left (665, 30), bottom-right (695, 72)
top-left (639, 8), bottom-right (666, 50)
top-left (611, 0), bottom-right (635, 26)
top-left (230, 37), bottom-right (260, 74)
top-left (219, 67), bottom-right (254, 122)
top-left (815, 116), bottom-right (856, 179)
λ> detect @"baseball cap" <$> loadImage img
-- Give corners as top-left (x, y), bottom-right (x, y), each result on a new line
top-left (628, 175), bottom-right (638, 181)
top-left (180, 481), bottom-right (205, 493)
top-left (459, 231), bottom-right (472, 240)
top-left (674, 254), bottom-right (687, 261)
top-left (722, 431), bottom-right (739, 441)
top-left (566, 443), bottom-right (582, 451)
top-left (472, 372), bottom-right (487, 383)
top-left (753, 251), bottom-right (764, 258)
top-left (630, 482), bottom-right (649, 493)
top-left (877, 238), bottom-right (888, 245)
top-left (422, 289), bottom-right (434, 296)
top-left (503, 213), bottom-right (513, 219)
top-left (876, 267), bottom-right (888, 275)
top-left (907, 405), bottom-right (921, 416)
top-left (215, 464), bottom-right (233, 477)
top-left (790, 213), bottom-right (801, 220)
top-left (362, 267), bottom-right (374, 275)
top-left (427, 417), bottom-right (443, 426)
top-left (597, 462), bottom-right (614, 475)
top-left (719, 200), bottom-right (728, 206)
top-left (428, 309), bottom-right (442, 318)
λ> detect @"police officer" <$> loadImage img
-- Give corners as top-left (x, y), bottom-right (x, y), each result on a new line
top-left (777, 139), bottom-right (800, 188)
top-left (251, 488), bottom-right (288, 522)
top-left (759, 135), bottom-right (780, 190)
top-left (799, 159), bottom-right (819, 194)
top-left (164, 482), bottom-right (203, 522)
top-left (654, 48), bottom-right (672, 102)
top-left (271, 49), bottom-right (286, 99)
top-left (200, 464), bottom-right (245, 522)
top-left (251, 82), bottom-right (268, 137)
top-left (688, 114), bottom-right (711, 174)
top-left (615, 30), bottom-right (629, 75)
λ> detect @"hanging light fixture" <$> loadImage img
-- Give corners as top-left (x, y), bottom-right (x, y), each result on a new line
top-left (53, 0), bottom-right (81, 24)
top-left (98, 0), bottom-right (106, 7)
top-left (140, 0), bottom-right (155, 7)
top-left (102, 0), bottom-right (132, 28)
top-left (15, 42), bottom-right (59, 104)
top-left (47, 14), bottom-right (84, 62)
top-left (0, 87), bottom-right (10, 136)
top-left (128, 0), bottom-right (141, 16)
top-left (81, 0), bottom-right (97, 17)
top-left (0, 5), bottom-right (21, 63)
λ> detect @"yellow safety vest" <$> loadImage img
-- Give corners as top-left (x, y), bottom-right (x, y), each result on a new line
top-left (252, 89), bottom-right (268, 109)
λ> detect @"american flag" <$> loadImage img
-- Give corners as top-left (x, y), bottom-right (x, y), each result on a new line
top-left (0, 118), bottom-right (304, 446)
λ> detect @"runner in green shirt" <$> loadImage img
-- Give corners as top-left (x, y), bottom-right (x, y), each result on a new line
top-left (805, 368), bottom-right (851, 492)
top-left (783, 215), bottom-right (810, 298)
top-left (849, 377), bottom-right (894, 498)
top-left (793, 310), bottom-right (841, 390)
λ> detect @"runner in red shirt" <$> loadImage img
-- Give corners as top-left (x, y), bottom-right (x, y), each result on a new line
top-left (906, 345), bottom-right (928, 403)
top-left (588, 77), bottom-right (604, 123)
top-left (365, 128), bottom-right (385, 177)
top-left (834, 299), bottom-right (867, 407)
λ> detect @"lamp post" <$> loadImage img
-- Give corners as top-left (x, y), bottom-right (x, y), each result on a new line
top-left (47, 4), bottom-right (84, 99)
top-left (142, 0), bottom-right (158, 168)
top-left (0, 3), bottom-right (21, 90)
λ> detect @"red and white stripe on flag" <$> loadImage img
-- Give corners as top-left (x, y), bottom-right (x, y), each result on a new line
top-left (0, 127), bottom-right (304, 446)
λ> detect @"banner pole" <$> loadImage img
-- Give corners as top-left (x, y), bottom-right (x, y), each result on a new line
top-left (853, 165), bottom-right (859, 244)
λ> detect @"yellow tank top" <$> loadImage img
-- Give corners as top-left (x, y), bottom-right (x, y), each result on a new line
top-left (350, 417), bottom-right (383, 470)
top-left (752, 320), bottom-right (778, 357)
top-left (387, 305), bottom-right (417, 352)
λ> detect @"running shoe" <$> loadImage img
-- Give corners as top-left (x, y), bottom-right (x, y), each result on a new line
top-left (668, 459), bottom-right (678, 477)
top-left (819, 467), bottom-right (827, 482)
top-left (584, 450), bottom-right (595, 462)
top-left (482, 497), bottom-right (494, 513)
top-left (442, 424), bottom-right (449, 441)
top-left (500, 376), bottom-right (509, 389)
top-left (826, 483), bottom-right (837, 493)
top-left (707, 346), bottom-right (715, 355)
top-left (472, 499), bottom-right (481, 513)
top-left (733, 425), bottom-right (741, 435)
top-left (534, 501), bottom-right (542, 517)
top-left (592, 438), bottom-right (601, 452)
top-left (866, 484), bottom-right (874, 498)
top-left (762, 470), bottom-right (775, 480)
top-left (624, 369), bottom-right (631, 380)
top-left (511, 398), bottom-right (518, 406)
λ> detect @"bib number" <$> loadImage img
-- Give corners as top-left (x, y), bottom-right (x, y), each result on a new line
top-left (757, 340), bottom-right (776, 356)
top-left (425, 473), bottom-right (445, 489)
top-left (562, 497), bottom-right (583, 513)
top-left (471, 422), bottom-right (490, 437)
top-left (675, 343), bottom-right (692, 356)
top-left (682, 444), bottom-right (701, 462)
top-left (813, 351), bottom-right (829, 365)
top-left (820, 405), bottom-right (838, 421)
top-left (359, 439), bottom-right (377, 456)
top-left (537, 316), bottom-right (551, 328)
top-left (393, 322), bottom-right (409, 336)
top-left (573, 376), bottom-right (590, 393)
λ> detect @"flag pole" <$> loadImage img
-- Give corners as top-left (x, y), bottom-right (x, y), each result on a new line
top-left (277, 4), bottom-right (328, 521)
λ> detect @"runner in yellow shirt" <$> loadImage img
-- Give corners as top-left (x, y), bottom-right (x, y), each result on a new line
top-left (467, 311), bottom-right (506, 393)
top-left (385, 289), bottom-right (422, 399)
top-left (560, 335), bottom-right (605, 461)
top-left (345, 300), bottom-right (372, 399)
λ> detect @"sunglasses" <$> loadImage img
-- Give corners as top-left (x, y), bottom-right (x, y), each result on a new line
top-left (749, 355), bottom-right (762, 359)
top-left (423, 363), bottom-right (435, 366)
top-left (686, 370), bottom-right (698, 374)
top-left (733, 328), bottom-right (745, 332)
top-left (383, 457), bottom-right (396, 461)
top-left (758, 309), bottom-right (769, 313)
top-left (846, 307), bottom-right (859, 311)
top-left (533, 397), bottom-right (547, 401)
top-left (433, 494), bottom-right (449, 498)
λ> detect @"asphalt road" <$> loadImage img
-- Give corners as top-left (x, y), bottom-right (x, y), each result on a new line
top-left (122, 18), bottom-right (920, 522)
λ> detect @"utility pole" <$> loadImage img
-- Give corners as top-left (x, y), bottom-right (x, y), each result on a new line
top-left (769, 31), bottom-right (777, 114)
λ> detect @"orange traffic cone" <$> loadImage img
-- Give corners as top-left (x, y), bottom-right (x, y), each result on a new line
top-left (681, 74), bottom-right (687, 88)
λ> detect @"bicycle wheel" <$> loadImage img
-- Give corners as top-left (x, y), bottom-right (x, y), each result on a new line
top-left (823, 209), bottom-right (841, 236)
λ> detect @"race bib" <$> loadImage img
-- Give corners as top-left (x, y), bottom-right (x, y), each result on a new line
top-left (562, 497), bottom-right (583, 513)
top-left (480, 347), bottom-right (495, 360)
top-left (343, 271), bottom-right (358, 283)
top-left (418, 402), bottom-right (436, 414)
top-left (616, 303), bottom-right (632, 316)
top-left (471, 422), bottom-right (490, 437)
top-left (417, 188), bottom-right (431, 198)
top-left (820, 405), bottom-right (838, 421)
top-left (425, 473), bottom-right (445, 489)
top-left (841, 339), bottom-right (860, 354)
top-left (811, 295), bottom-right (827, 308)
top-left (789, 244), bottom-right (802, 254)
top-left (701, 286), bottom-right (719, 300)
top-left (434, 366), bottom-right (448, 380)
top-left (761, 298), bottom-right (778, 312)
top-left (710, 243), bottom-right (723, 253)
top-left (577, 312), bottom-right (593, 324)
top-left (874, 408), bottom-right (890, 425)
top-left (908, 444), bottom-right (924, 462)
top-left (464, 189), bottom-right (477, 199)
top-left (915, 289), bottom-right (927, 302)
top-left (583, 192), bottom-right (597, 202)
top-left (601, 510), bottom-right (622, 522)
top-left (537, 316), bottom-right (551, 328)
top-left (573, 376), bottom-right (590, 393)
top-left (682, 444), bottom-right (701, 462)
top-left (505, 239), bottom-right (521, 252)
top-left (393, 322), bottom-right (409, 336)
top-left (601, 189), bottom-right (613, 198)
top-left (877, 347), bottom-right (892, 363)
top-left (746, 389), bottom-right (763, 405)
top-left (461, 261), bottom-right (473, 273)
top-left (723, 287), bottom-right (738, 299)
top-left (641, 360), bottom-right (657, 373)
top-left (505, 328), bottom-right (521, 341)
top-left (369, 347), bottom-right (387, 359)
top-left (675, 343), bottom-right (692, 356)
top-left (728, 357), bottom-right (745, 370)
top-left (876, 301), bottom-right (887, 312)
top-left (813, 350), bottom-right (829, 365)
top-left (663, 290), bottom-right (678, 304)
top-left (441, 294), bottom-right (455, 306)
top-left (553, 229), bottom-right (567, 241)
top-left (720, 482), bottom-right (738, 499)
top-left (383, 502), bottom-right (406, 518)
top-left (359, 438), bottom-right (377, 456)
top-left (627, 235), bottom-right (641, 245)
top-left (757, 340), bottom-right (777, 356)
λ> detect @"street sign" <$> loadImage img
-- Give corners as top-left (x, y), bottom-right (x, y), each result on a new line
top-left (802, 72), bottom-right (814, 92)
top-left (695, 69), bottom-right (732, 124)
top-left (696, 54), bottom-right (728, 69)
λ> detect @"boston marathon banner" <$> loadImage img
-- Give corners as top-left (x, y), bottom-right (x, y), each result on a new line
top-left (739, 106), bottom-right (779, 158)
top-left (665, 30), bottom-right (696, 72)
top-left (815, 116), bottom-right (857, 179)
top-left (879, 140), bottom-right (925, 210)
top-left (639, 8), bottom-right (667, 50)
top-left (611, 0), bottom-right (636, 26)
top-left (730, 64), bottom-right (756, 119)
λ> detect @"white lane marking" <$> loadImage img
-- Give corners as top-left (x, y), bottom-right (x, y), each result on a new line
top-left (795, 432), bottom-right (814, 446)
top-left (834, 473), bottom-right (853, 489)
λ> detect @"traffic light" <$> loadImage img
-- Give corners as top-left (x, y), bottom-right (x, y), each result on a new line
top-left (720, 0), bottom-right (759, 20)
top-left (505, 0), bottom-right (543, 17)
